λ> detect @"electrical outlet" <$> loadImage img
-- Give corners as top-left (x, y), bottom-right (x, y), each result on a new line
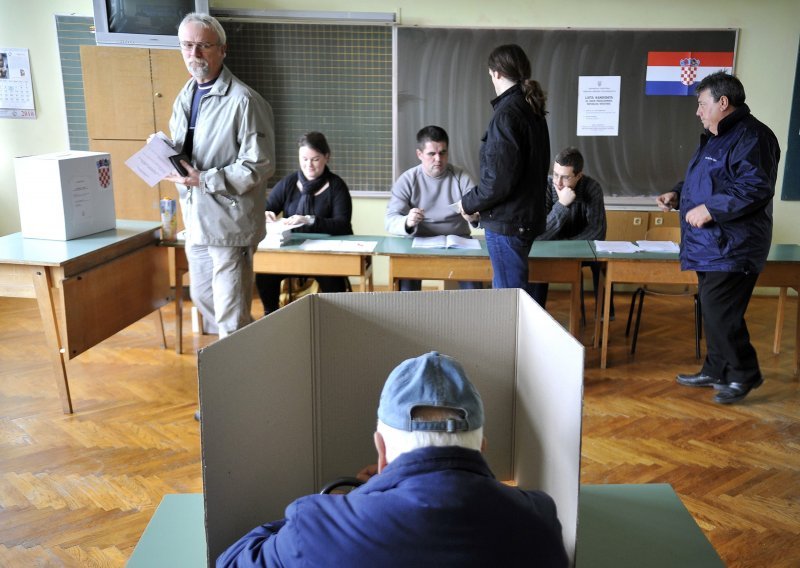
top-left (654, 217), bottom-right (663, 225)
top-left (633, 217), bottom-right (642, 226)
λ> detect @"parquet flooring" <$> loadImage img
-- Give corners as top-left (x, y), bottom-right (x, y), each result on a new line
top-left (0, 290), bottom-right (798, 567)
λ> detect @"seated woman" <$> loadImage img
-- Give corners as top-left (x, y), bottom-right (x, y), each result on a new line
top-left (255, 132), bottom-right (353, 315)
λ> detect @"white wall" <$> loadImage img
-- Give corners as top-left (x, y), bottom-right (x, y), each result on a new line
top-left (2, 0), bottom-right (798, 283)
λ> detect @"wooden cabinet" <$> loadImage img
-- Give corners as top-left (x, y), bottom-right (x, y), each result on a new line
top-left (606, 210), bottom-right (680, 240)
top-left (80, 45), bottom-right (188, 222)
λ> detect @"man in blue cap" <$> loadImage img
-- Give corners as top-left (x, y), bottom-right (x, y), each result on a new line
top-left (217, 351), bottom-right (568, 567)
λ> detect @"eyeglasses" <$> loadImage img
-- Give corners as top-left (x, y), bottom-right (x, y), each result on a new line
top-left (179, 41), bottom-right (219, 52)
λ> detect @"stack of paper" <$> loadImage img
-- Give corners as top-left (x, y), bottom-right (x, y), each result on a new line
top-left (635, 240), bottom-right (680, 253)
top-left (593, 240), bottom-right (642, 253)
top-left (412, 235), bottom-right (481, 250)
top-left (298, 240), bottom-right (378, 253)
top-left (258, 220), bottom-right (302, 249)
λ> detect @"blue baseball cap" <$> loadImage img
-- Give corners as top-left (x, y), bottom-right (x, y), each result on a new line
top-left (378, 352), bottom-right (484, 433)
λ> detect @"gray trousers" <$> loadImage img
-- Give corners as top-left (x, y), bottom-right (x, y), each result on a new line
top-left (185, 242), bottom-right (255, 338)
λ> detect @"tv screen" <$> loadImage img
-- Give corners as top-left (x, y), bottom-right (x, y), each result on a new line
top-left (93, 0), bottom-right (211, 48)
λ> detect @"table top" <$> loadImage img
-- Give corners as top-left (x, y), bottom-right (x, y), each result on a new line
top-left (261, 233), bottom-right (383, 255)
top-left (592, 241), bottom-right (800, 263)
top-left (167, 233), bottom-right (384, 256)
top-left (0, 220), bottom-right (161, 266)
top-left (378, 236), bottom-right (596, 260)
top-left (128, 484), bottom-right (722, 568)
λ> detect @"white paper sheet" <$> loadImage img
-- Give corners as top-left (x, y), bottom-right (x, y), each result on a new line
top-left (124, 132), bottom-right (180, 187)
top-left (635, 240), bottom-right (680, 253)
top-left (298, 239), bottom-right (378, 253)
top-left (412, 235), bottom-right (481, 249)
top-left (594, 240), bottom-right (641, 253)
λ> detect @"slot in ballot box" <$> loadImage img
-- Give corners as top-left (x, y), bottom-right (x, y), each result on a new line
top-left (198, 289), bottom-right (584, 565)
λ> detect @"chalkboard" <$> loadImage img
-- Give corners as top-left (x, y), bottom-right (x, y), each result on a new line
top-left (221, 20), bottom-right (393, 193)
top-left (397, 28), bottom-right (738, 200)
top-left (781, 36), bottom-right (800, 201)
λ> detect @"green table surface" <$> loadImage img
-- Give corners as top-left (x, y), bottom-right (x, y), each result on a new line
top-left (591, 241), bottom-right (800, 263)
top-left (0, 220), bottom-right (160, 266)
top-left (129, 484), bottom-right (722, 567)
top-left (377, 236), bottom-right (597, 260)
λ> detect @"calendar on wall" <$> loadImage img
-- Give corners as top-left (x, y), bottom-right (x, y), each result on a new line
top-left (0, 47), bottom-right (35, 119)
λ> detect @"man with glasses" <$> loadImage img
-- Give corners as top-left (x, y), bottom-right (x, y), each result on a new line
top-left (531, 147), bottom-right (608, 310)
top-left (165, 14), bottom-right (275, 341)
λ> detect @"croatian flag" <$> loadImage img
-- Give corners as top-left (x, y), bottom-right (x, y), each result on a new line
top-left (645, 51), bottom-right (734, 96)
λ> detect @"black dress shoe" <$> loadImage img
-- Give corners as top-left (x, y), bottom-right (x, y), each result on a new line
top-left (676, 372), bottom-right (722, 387)
top-left (713, 376), bottom-right (764, 404)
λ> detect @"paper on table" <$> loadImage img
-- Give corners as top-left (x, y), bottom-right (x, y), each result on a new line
top-left (593, 240), bottom-right (641, 253)
top-left (124, 132), bottom-right (181, 187)
top-left (298, 239), bottom-right (378, 253)
top-left (412, 235), bottom-right (481, 250)
top-left (635, 240), bottom-right (680, 253)
top-left (266, 219), bottom-right (304, 234)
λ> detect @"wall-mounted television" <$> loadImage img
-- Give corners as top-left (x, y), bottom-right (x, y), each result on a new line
top-left (92, 0), bottom-right (211, 49)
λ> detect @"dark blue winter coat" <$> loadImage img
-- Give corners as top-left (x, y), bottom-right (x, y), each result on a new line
top-left (677, 104), bottom-right (780, 273)
top-left (216, 446), bottom-right (568, 568)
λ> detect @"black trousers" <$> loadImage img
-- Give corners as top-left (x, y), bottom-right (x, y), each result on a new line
top-left (255, 273), bottom-right (348, 314)
top-left (697, 270), bottom-right (760, 384)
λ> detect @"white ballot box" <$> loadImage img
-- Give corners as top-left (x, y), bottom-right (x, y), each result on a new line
top-left (14, 151), bottom-right (117, 240)
top-left (198, 289), bottom-right (584, 566)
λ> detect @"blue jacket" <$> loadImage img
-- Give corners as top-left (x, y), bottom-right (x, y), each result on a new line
top-left (217, 446), bottom-right (568, 568)
top-left (461, 84), bottom-right (551, 237)
top-left (677, 104), bottom-right (780, 273)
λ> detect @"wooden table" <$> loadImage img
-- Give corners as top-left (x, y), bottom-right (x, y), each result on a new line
top-left (378, 237), bottom-right (595, 336)
top-left (594, 244), bottom-right (800, 371)
top-left (128, 484), bottom-right (723, 567)
top-left (171, 234), bottom-right (378, 354)
top-left (0, 220), bottom-right (171, 413)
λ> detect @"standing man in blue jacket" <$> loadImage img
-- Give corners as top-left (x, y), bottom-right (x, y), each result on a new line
top-left (656, 71), bottom-right (780, 404)
top-left (217, 351), bottom-right (569, 567)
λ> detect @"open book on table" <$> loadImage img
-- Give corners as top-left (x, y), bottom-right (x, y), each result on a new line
top-left (412, 235), bottom-right (481, 250)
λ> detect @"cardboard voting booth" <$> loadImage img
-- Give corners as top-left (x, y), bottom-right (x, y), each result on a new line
top-left (14, 151), bottom-right (116, 240)
top-left (198, 289), bottom-right (584, 565)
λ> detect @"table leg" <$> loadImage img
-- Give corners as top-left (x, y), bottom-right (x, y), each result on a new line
top-left (569, 276), bottom-right (580, 336)
top-left (32, 267), bottom-right (73, 414)
top-left (593, 269), bottom-right (605, 349)
top-left (794, 289), bottom-right (799, 375)
top-left (175, 266), bottom-right (186, 355)
top-left (155, 309), bottom-right (167, 349)
top-left (773, 287), bottom-right (787, 354)
top-left (600, 270), bottom-right (612, 369)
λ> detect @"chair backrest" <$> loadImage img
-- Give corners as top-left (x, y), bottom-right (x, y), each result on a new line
top-left (644, 226), bottom-right (681, 243)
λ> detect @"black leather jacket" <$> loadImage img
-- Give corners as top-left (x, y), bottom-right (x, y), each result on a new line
top-left (461, 84), bottom-right (550, 236)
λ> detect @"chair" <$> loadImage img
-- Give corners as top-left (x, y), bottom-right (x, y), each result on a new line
top-left (625, 226), bottom-right (703, 359)
top-left (320, 477), bottom-right (364, 494)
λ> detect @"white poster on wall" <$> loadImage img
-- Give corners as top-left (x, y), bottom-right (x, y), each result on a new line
top-left (0, 47), bottom-right (35, 119)
top-left (577, 76), bottom-right (620, 136)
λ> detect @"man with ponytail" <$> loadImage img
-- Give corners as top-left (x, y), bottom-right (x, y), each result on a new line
top-left (458, 44), bottom-right (551, 292)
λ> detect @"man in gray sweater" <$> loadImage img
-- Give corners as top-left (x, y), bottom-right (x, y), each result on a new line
top-left (385, 125), bottom-right (482, 291)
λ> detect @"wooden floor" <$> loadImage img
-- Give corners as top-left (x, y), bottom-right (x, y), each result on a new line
top-left (0, 290), bottom-right (797, 567)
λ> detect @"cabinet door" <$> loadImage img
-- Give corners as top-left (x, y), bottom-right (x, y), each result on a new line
top-left (80, 45), bottom-right (156, 139)
top-left (89, 139), bottom-right (160, 221)
top-left (648, 211), bottom-right (680, 230)
top-left (150, 49), bottom-right (190, 135)
top-left (605, 211), bottom-right (649, 241)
